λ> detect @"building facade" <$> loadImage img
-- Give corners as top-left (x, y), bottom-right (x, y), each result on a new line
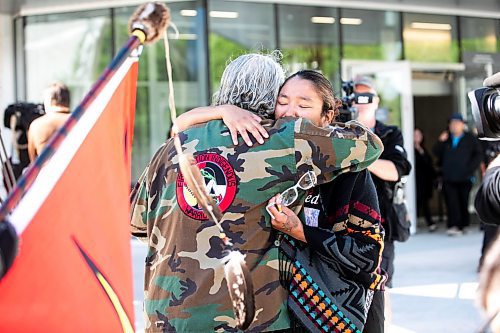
top-left (1, 0), bottom-right (499, 222)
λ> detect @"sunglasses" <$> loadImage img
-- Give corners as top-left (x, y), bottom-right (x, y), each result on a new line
top-left (266, 171), bottom-right (317, 217)
top-left (354, 93), bottom-right (376, 104)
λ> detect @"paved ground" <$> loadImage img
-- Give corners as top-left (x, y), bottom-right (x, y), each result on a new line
top-left (388, 225), bottom-right (486, 333)
top-left (131, 224), bottom-right (489, 332)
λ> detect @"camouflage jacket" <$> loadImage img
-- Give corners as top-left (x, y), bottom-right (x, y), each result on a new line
top-left (130, 117), bottom-right (383, 332)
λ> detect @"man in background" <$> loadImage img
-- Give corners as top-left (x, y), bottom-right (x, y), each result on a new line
top-left (352, 76), bottom-right (411, 289)
top-left (27, 82), bottom-right (71, 161)
top-left (433, 113), bottom-right (482, 236)
top-left (352, 76), bottom-right (411, 330)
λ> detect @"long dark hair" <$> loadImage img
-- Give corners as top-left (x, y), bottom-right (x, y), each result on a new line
top-left (282, 70), bottom-right (341, 121)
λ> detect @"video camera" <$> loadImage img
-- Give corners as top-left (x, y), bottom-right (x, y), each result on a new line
top-left (338, 80), bottom-right (376, 123)
top-left (4, 102), bottom-right (45, 132)
top-left (468, 72), bottom-right (500, 140)
top-left (2, 102), bottom-right (45, 180)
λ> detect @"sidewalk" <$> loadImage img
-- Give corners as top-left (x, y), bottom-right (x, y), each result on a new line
top-left (389, 226), bottom-right (485, 333)
top-left (132, 226), bottom-right (488, 332)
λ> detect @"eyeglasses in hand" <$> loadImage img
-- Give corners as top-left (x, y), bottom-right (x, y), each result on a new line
top-left (265, 171), bottom-right (317, 217)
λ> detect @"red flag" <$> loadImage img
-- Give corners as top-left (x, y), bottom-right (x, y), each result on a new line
top-left (0, 56), bottom-right (138, 332)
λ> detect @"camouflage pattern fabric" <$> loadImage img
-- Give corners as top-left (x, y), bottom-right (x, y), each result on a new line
top-left (130, 117), bottom-right (383, 332)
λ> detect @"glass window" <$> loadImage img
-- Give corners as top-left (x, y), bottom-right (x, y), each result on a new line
top-left (114, 1), bottom-right (208, 180)
top-left (25, 10), bottom-right (112, 106)
top-left (460, 16), bottom-right (499, 53)
top-left (341, 9), bottom-right (402, 61)
top-left (278, 5), bottom-right (341, 92)
top-left (208, 1), bottom-right (276, 93)
top-left (403, 13), bottom-right (459, 62)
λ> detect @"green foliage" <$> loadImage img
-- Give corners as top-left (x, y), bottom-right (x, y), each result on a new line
top-left (281, 45), bottom-right (340, 79)
top-left (93, 20), bottom-right (113, 79)
top-left (343, 44), bottom-right (386, 60)
top-left (131, 86), bottom-right (151, 180)
top-left (461, 37), bottom-right (498, 53)
top-left (404, 40), bottom-right (460, 63)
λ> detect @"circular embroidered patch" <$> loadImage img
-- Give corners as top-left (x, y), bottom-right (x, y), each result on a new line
top-left (177, 153), bottom-right (237, 220)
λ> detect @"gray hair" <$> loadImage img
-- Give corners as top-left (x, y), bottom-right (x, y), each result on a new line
top-left (212, 51), bottom-right (285, 120)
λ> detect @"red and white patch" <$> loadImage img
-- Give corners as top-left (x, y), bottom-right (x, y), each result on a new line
top-left (176, 153), bottom-right (237, 220)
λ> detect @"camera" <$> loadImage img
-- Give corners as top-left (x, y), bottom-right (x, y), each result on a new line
top-left (484, 141), bottom-right (500, 164)
top-left (2, 102), bottom-right (45, 180)
top-left (338, 80), bottom-right (376, 123)
top-left (4, 102), bottom-right (45, 131)
top-left (338, 80), bottom-right (357, 123)
top-left (468, 73), bottom-right (500, 140)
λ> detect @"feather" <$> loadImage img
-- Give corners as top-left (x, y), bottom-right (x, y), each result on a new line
top-left (173, 135), bottom-right (255, 330)
top-left (223, 250), bottom-right (255, 331)
top-left (128, 2), bottom-right (170, 44)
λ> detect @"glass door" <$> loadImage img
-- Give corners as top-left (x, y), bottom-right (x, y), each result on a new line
top-left (341, 60), bottom-right (416, 233)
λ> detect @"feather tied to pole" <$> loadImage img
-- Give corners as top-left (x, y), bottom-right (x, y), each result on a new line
top-left (163, 11), bottom-right (256, 329)
top-left (173, 133), bottom-right (255, 330)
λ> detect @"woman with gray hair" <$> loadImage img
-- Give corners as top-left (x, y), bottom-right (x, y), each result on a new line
top-left (213, 51), bottom-right (285, 120)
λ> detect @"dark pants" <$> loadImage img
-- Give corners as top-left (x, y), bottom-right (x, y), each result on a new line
top-left (443, 181), bottom-right (472, 230)
top-left (381, 241), bottom-right (395, 288)
top-left (363, 290), bottom-right (385, 333)
top-left (417, 194), bottom-right (434, 226)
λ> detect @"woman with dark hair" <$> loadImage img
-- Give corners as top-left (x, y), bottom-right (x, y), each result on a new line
top-left (414, 127), bottom-right (436, 231)
top-left (176, 70), bottom-right (386, 333)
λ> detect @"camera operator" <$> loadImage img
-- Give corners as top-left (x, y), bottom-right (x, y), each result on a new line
top-left (350, 77), bottom-right (412, 291)
top-left (469, 72), bottom-right (500, 226)
top-left (475, 153), bottom-right (500, 225)
top-left (477, 140), bottom-right (500, 270)
top-left (469, 72), bottom-right (500, 333)
top-left (341, 77), bottom-right (412, 329)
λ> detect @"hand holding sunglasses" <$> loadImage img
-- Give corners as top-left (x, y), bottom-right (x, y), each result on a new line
top-left (265, 171), bottom-right (317, 218)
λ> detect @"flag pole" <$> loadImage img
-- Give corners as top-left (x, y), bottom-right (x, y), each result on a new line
top-left (0, 2), bottom-right (170, 221)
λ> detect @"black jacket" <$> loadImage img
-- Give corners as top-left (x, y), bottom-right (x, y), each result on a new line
top-left (432, 132), bottom-right (482, 183)
top-left (301, 169), bottom-right (384, 288)
top-left (372, 121), bottom-right (412, 241)
top-left (414, 147), bottom-right (436, 200)
top-left (475, 166), bottom-right (500, 226)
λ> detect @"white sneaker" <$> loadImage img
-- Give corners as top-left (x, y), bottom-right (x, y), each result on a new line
top-left (447, 227), bottom-right (463, 236)
top-left (429, 224), bottom-right (437, 232)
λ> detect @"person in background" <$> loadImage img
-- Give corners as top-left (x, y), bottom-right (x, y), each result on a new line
top-left (477, 143), bottom-right (500, 270)
top-left (351, 76), bottom-right (411, 330)
top-left (352, 76), bottom-right (411, 289)
top-left (433, 113), bottom-right (482, 236)
top-left (414, 127), bottom-right (436, 231)
top-left (27, 82), bottom-right (71, 161)
top-left (475, 154), bottom-right (500, 333)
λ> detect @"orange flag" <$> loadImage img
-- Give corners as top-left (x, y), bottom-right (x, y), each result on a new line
top-left (0, 56), bottom-right (138, 332)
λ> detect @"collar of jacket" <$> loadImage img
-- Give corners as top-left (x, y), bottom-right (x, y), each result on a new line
top-left (374, 120), bottom-right (395, 139)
